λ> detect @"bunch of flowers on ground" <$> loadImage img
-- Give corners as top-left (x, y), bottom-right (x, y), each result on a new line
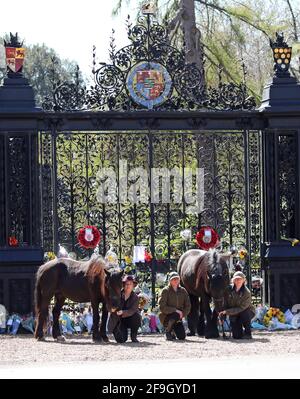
top-left (263, 307), bottom-right (285, 326)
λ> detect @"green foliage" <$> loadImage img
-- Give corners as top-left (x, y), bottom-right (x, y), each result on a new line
top-left (112, 0), bottom-right (300, 98)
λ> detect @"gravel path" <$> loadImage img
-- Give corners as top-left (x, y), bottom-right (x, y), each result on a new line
top-left (1, 330), bottom-right (300, 366)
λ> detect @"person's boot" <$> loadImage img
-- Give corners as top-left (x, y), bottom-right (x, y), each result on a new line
top-left (230, 320), bottom-right (243, 339)
top-left (131, 331), bottom-right (139, 343)
top-left (165, 319), bottom-right (176, 341)
top-left (187, 330), bottom-right (195, 336)
top-left (166, 331), bottom-right (175, 341)
top-left (242, 322), bottom-right (252, 339)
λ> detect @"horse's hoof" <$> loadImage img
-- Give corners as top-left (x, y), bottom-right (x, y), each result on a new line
top-left (93, 336), bottom-right (102, 343)
top-left (205, 333), bottom-right (220, 339)
top-left (56, 336), bottom-right (66, 342)
top-left (36, 336), bottom-right (45, 342)
top-left (102, 336), bottom-right (110, 343)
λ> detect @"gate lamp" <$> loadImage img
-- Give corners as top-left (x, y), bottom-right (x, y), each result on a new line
top-left (270, 32), bottom-right (292, 77)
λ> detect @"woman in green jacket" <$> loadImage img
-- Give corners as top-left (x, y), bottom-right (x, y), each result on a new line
top-left (158, 272), bottom-right (191, 341)
top-left (219, 271), bottom-right (255, 339)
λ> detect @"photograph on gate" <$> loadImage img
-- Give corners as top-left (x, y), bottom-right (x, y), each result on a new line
top-left (1, 0), bottom-right (300, 382)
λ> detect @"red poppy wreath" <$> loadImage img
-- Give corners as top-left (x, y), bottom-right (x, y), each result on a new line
top-left (78, 225), bottom-right (101, 249)
top-left (195, 226), bottom-right (219, 250)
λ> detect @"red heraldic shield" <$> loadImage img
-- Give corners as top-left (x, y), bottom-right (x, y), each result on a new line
top-left (5, 47), bottom-right (25, 73)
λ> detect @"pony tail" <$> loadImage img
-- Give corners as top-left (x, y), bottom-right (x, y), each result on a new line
top-left (34, 277), bottom-right (42, 316)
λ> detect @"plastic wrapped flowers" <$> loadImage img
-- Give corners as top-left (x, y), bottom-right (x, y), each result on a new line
top-left (251, 304), bottom-right (300, 330)
top-left (138, 294), bottom-right (149, 310)
top-left (263, 307), bottom-right (285, 326)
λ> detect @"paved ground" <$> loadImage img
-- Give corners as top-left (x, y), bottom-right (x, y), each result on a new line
top-left (1, 331), bottom-right (300, 378)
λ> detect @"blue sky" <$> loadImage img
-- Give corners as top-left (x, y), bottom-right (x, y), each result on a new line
top-left (0, 0), bottom-right (138, 79)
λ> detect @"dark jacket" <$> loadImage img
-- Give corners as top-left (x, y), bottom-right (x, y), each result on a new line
top-left (107, 290), bottom-right (140, 334)
top-left (224, 284), bottom-right (255, 317)
top-left (158, 285), bottom-right (191, 324)
top-left (120, 290), bottom-right (140, 318)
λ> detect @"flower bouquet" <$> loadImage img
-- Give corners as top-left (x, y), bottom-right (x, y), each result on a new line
top-left (263, 307), bottom-right (285, 327)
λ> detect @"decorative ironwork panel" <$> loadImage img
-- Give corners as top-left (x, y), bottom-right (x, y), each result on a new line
top-left (248, 131), bottom-right (262, 256)
top-left (278, 132), bottom-right (297, 239)
top-left (152, 132), bottom-right (184, 262)
top-left (7, 136), bottom-right (30, 244)
top-left (40, 133), bottom-right (54, 252)
top-left (0, 136), bottom-right (5, 246)
top-left (118, 132), bottom-right (150, 259)
top-left (42, 15), bottom-right (256, 112)
top-left (199, 132), bottom-right (246, 249)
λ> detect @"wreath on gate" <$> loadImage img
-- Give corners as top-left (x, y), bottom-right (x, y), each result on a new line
top-left (195, 226), bottom-right (219, 250)
top-left (78, 226), bottom-right (101, 249)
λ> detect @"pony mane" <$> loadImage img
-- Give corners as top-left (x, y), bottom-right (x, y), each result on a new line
top-left (86, 256), bottom-right (108, 298)
top-left (86, 255), bottom-right (107, 280)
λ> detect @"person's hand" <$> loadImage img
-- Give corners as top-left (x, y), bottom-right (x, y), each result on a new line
top-left (176, 310), bottom-right (183, 319)
top-left (219, 310), bottom-right (226, 317)
top-left (116, 310), bottom-right (123, 316)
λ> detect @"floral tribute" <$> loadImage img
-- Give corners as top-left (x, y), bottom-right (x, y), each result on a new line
top-left (195, 226), bottom-right (219, 250)
top-left (263, 307), bottom-right (285, 326)
top-left (78, 226), bottom-right (101, 249)
top-left (144, 250), bottom-right (153, 263)
top-left (8, 236), bottom-right (18, 247)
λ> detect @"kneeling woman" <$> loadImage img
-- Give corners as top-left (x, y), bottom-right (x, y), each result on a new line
top-left (110, 275), bottom-right (141, 343)
top-left (158, 272), bottom-right (191, 341)
top-left (219, 271), bottom-right (255, 339)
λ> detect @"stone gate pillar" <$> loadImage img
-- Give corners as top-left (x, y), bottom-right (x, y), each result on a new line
top-left (259, 33), bottom-right (300, 308)
top-left (0, 34), bottom-right (43, 314)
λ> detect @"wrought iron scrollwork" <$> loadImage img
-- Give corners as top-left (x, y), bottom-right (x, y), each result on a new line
top-left (42, 15), bottom-right (256, 112)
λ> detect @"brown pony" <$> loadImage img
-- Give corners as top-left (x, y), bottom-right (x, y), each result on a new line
top-left (34, 255), bottom-right (124, 342)
top-left (178, 249), bottom-right (230, 339)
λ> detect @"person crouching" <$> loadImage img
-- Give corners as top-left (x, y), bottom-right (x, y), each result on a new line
top-left (219, 271), bottom-right (255, 339)
top-left (158, 272), bottom-right (191, 341)
top-left (110, 275), bottom-right (141, 343)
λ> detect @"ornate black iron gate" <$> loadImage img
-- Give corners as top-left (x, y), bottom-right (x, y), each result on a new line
top-left (39, 128), bottom-right (262, 281)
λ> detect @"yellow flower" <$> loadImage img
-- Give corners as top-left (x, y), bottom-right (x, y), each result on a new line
top-left (238, 248), bottom-right (248, 259)
top-left (292, 239), bottom-right (300, 247)
top-left (47, 252), bottom-right (56, 260)
top-left (124, 255), bottom-right (132, 264)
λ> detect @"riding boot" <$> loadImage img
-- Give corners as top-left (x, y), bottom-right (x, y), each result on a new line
top-left (230, 316), bottom-right (243, 339)
top-left (240, 309), bottom-right (253, 339)
top-left (130, 331), bottom-right (139, 343)
top-left (166, 318), bottom-right (177, 333)
top-left (165, 318), bottom-right (177, 341)
top-left (242, 321), bottom-right (252, 339)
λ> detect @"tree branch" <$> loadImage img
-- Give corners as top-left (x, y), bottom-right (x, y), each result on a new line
top-left (286, 0), bottom-right (298, 41)
top-left (194, 0), bottom-right (270, 38)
